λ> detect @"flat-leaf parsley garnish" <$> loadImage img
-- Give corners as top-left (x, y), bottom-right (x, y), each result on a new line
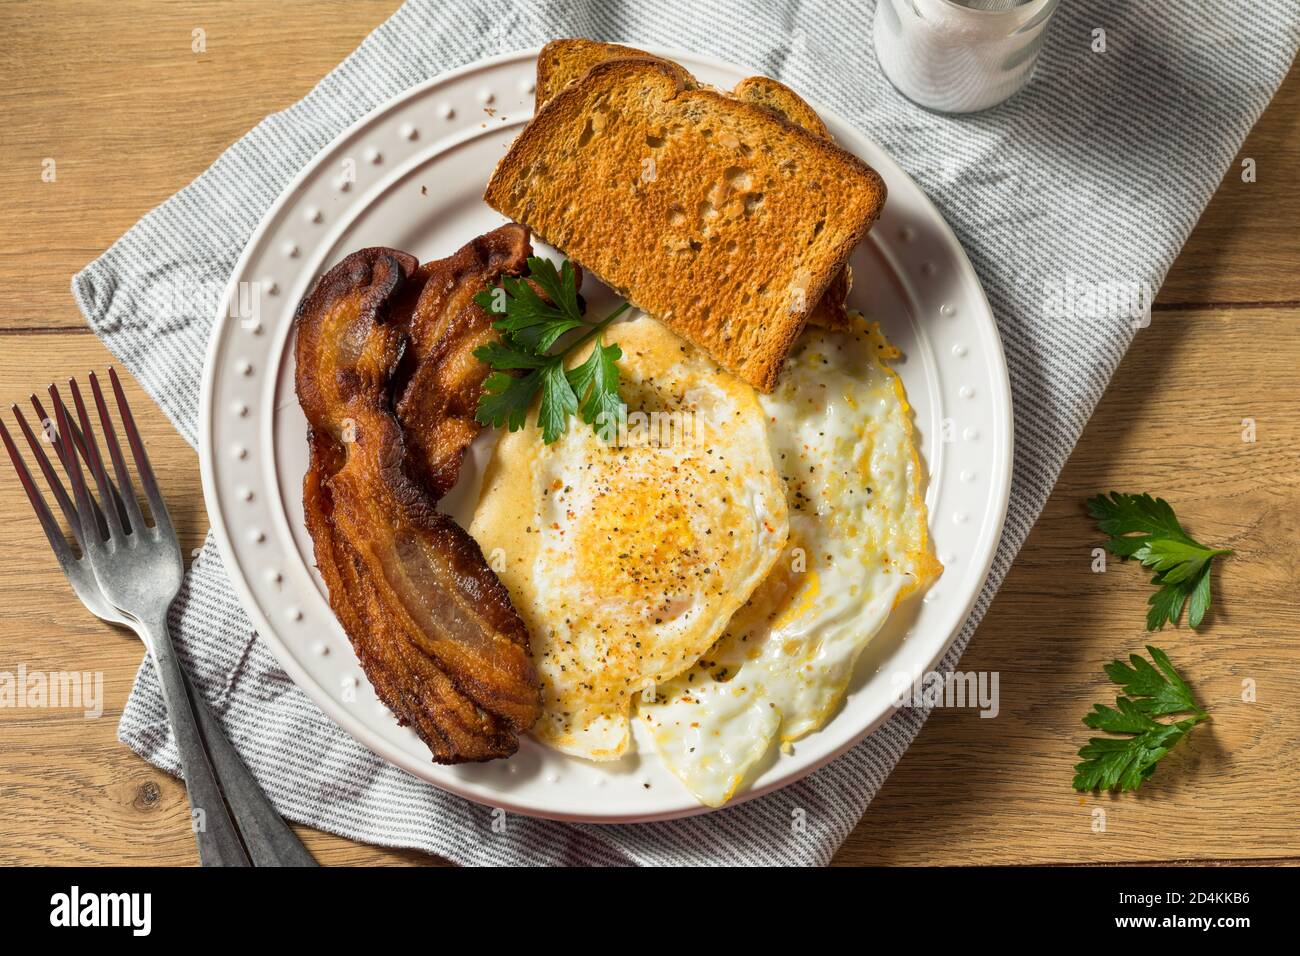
top-left (1086, 492), bottom-right (1231, 630)
top-left (473, 256), bottom-right (629, 444)
top-left (1073, 645), bottom-right (1208, 793)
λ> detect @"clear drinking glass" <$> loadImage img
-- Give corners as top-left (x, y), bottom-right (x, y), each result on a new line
top-left (873, 0), bottom-right (1060, 113)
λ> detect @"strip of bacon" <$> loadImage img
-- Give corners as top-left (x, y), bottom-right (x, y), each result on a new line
top-left (295, 227), bottom-right (541, 763)
top-left (395, 225), bottom-right (533, 499)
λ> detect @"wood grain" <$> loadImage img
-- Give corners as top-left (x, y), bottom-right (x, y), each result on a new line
top-left (1158, 66), bottom-right (1300, 307)
top-left (0, 1), bottom-right (1296, 866)
top-left (0, 0), bottom-right (403, 331)
top-left (836, 307), bottom-right (1300, 865)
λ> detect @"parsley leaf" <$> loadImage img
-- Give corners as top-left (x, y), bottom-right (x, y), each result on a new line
top-left (1073, 646), bottom-right (1208, 793)
top-left (472, 256), bottom-right (629, 444)
top-left (567, 337), bottom-right (624, 429)
top-left (476, 272), bottom-right (584, 352)
top-left (475, 370), bottom-right (543, 433)
top-left (537, 361), bottom-right (578, 444)
top-left (1086, 492), bottom-right (1231, 630)
top-left (472, 340), bottom-right (550, 370)
top-left (524, 257), bottom-right (582, 324)
top-left (1102, 645), bottom-right (1203, 717)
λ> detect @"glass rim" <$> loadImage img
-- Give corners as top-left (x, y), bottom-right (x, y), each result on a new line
top-left (932, 0), bottom-right (1060, 20)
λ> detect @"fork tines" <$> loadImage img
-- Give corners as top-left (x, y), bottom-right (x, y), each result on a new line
top-left (2, 368), bottom-right (170, 556)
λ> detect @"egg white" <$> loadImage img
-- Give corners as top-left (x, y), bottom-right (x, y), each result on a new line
top-left (638, 317), bottom-right (942, 806)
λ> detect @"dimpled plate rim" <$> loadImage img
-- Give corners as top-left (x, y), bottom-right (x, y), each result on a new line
top-left (198, 46), bottom-right (1013, 824)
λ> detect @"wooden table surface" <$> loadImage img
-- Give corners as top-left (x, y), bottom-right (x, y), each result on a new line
top-left (1, 1), bottom-right (1297, 867)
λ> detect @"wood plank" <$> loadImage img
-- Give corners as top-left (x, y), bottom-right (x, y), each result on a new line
top-left (1158, 64), bottom-right (1300, 306)
top-left (1, 0), bottom-right (1295, 334)
top-left (0, 0), bottom-right (403, 331)
top-left (837, 306), bottom-right (1300, 865)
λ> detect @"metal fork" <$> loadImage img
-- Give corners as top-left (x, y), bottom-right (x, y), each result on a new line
top-left (1, 368), bottom-right (315, 866)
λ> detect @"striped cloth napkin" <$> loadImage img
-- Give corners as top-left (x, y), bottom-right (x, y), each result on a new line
top-left (72, 0), bottom-right (1299, 865)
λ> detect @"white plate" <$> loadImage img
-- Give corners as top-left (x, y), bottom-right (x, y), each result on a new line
top-left (199, 47), bottom-right (1012, 823)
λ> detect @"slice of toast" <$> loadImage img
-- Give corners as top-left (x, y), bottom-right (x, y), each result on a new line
top-left (485, 57), bottom-right (886, 391)
top-left (536, 39), bottom-right (695, 106)
top-left (535, 39), bottom-right (850, 330)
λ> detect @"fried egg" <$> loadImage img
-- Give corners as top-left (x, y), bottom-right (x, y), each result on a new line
top-left (638, 317), bottom-right (942, 806)
top-left (469, 315), bottom-right (789, 760)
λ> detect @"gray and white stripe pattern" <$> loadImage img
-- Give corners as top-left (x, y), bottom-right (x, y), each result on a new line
top-left (72, 0), bottom-right (1299, 865)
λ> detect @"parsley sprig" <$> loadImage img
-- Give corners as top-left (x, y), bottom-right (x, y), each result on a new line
top-left (473, 257), bottom-right (628, 444)
top-left (1073, 646), bottom-right (1208, 793)
top-left (1087, 492), bottom-right (1231, 630)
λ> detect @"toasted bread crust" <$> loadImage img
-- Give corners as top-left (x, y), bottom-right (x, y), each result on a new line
top-left (489, 57), bottom-right (884, 390)
top-left (731, 75), bottom-right (830, 139)
top-left (536, 38), bottom-right (694, 105)
top-left (534, 40), bottom-right (851, 331)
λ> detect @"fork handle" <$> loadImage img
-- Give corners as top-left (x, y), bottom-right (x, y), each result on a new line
top-left (182, 669), bottom-right (318, 866)
top-left (139, 612), bottom-right (251, 866)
